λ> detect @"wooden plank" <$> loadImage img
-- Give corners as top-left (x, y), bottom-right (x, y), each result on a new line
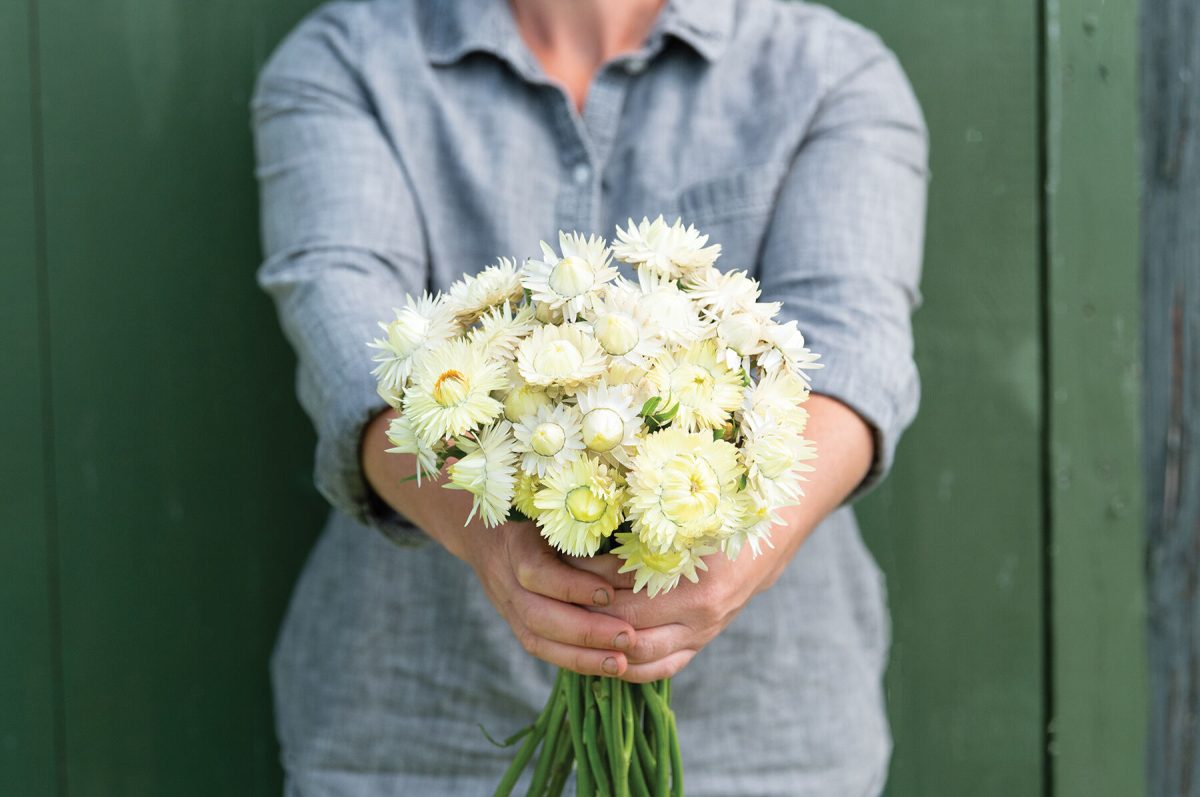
top-left (33, 1), bottom-right (326, 793)
top-left (1142, 0), bottom-right (1200, 793)
top-left (1043, 0), bottom-right (1147, 795)
top-left (820, 2), bottom-right (1045, 794)
top-left (0, 1), bottom-right (61, 794)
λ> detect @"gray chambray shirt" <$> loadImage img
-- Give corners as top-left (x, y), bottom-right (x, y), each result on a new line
top-left (253, 0), bottom-right (927, 794)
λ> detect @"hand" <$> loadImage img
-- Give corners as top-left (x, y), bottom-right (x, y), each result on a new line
top-left (567, 520), bottom-right (798, 683)
top-left (463, 520), bottom-right (641, 677)
top-left (361, 408), bottom-right (638, 677)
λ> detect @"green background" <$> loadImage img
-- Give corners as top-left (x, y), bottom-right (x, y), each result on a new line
top-left (1, 0), bottom-right (1144, 794)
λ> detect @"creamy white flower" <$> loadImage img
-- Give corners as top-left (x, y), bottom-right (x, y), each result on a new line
top-left (574, 381), bottom-right (643, 467)
top-left (522, 232), bottom-right (618, 322)
top-left (468, 303), bottom-right (536, 360)
top-left (745, 369), bottom-right (811, 432)
top-left (757, 319), bottom-right (823, 377)
top-left (444, 421), bottom-right (519, 527)
top-left (385, 414), bottom-right (440, 485)
top-left (512, 470), bottom-right (543, 520)
top-left (514, 323), bottom-right (607, 394)
top-left (446, 258), bottom-right (524, 324)
top-left (403, 340), bottom-right (508, 445)
top-left (612, 532), bottom-right (714, 597)
top-left (633, 268), bottom-right (710, 345)
top-left (534, 456), bottom-right (624, 556)
top-left (626, 427), bottom-right (743, 552)
top-left (742, 410), bottom-right (816, 508)
top-left (683, 268), bottom-right (780, 320)
top-left (613, 216), bottom-right (721, 280)
top-left (721, 489), bottom-right (778, 561)
top-left (585, 281), bottom-right (664, 368)
top-left (368, 293), bottom-right (459, 391)
top-left (512, 403), bottom-right (586, 477)
top-left (646, 340), bottom-right (745, 432)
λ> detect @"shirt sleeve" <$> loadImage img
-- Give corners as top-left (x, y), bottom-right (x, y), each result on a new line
top-left (251, 6), bottom-right (430, 546)
top-left (756, 26), bottom-right (929, 502)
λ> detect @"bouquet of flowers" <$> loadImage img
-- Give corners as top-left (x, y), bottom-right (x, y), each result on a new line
top-left (369, 217), bottom-right (820, 796)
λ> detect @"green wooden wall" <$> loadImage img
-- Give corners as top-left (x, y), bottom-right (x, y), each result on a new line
top-left (1, 1), bottom-right (1145, 794)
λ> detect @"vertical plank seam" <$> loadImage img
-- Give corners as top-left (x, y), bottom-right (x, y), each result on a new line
top-left (27, 0), bottom-right (66, 794)
top-left (1037, 0), bottom-right (1057, 795)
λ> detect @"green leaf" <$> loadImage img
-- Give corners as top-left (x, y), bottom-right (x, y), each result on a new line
top-left (654, 401), bottom-right (680, 423)
top-left (639, 396), bottom-right (661, 417)
top-left (737, 473), bottom-right (748, 491)
top-left (478, 722), bottom-right (533, 748)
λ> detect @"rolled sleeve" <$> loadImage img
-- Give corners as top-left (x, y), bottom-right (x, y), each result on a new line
top-left (757, 28), bottom-right (929, 501)
top-left (252, 6), bottom-right (429, 545)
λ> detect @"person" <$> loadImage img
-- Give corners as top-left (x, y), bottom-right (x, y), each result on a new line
top-left (253, 0), bottom-right (927, 793)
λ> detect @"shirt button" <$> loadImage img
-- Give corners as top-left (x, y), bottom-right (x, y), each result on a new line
top-left (572, 163), bottom-right (592, 185)
top-left (625, 58), bottom-right (648, 75)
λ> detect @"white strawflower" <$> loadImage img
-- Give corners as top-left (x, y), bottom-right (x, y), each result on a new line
top-left (683, 268), bottom-right (780, 320)
top-left (745, 369), bottom-right (811, 432)
top-left (633, 268), bottom-right (710, 345)
top-left (368, 293), bottom-right (459, 391)
top-left (512, 403), bottom-right (586, 477)
top-left (384, 414), bottom-right (440, 485)
top-left (646, 340), bottom-right (744, 432)
top-left (742, 411), bottom-right (816, 507)
top-left (534, 456), bottom-right (624, 556)
top-left (503, 372), bottom-right (555, 422)
top-left (512, 470), bottom-right (543, 520)
top-left (403, 340), bottom-right (508, 445)
top-left (722, 490), bottom-right (777, 561)
top-left (446, 258), bottom-right (524, 324)
top-left (626, 427), bottom-right (743, 552)
top-left (612, 532), bottom-right (714, 597)
top-left (468, 303), bottom-right (536, 360)
top-left (586, 281), bottom-right (664, 367)
top-left (613, 216), bottom-right (721, 280)
top-left (514, 324), bottom-right (606, 394)
top-left (522, 232), bottom-right (618, 322)
top-left (444, 421), bottom-right (519, 527)
top-left (758, 319), bottom-right (823, 377)
top-left (574, 382), bottom-right (643, 467)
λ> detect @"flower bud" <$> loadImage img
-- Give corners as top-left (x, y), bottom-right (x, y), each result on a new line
top-left (593, 313), bottom-right (640, 356)
top-left (582, 407), bottom-right (624, 452)
top-left (530, 422), bottom-right (566, 457)
top-left (503, 385), bottom-right (552, 422)
top-left (548, 256), bottom-right (594, 298)
top-left (565, 486), bottom-right (606, 523)
top-left (533, 340), bottom-right (584, 378)
top-left (431, 370), bottom-right (469, 407)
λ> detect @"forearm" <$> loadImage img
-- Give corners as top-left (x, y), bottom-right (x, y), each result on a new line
top-left (757, 392), bottom-right (875, 587)
top-left (360, 406), bottom-right (480, 561)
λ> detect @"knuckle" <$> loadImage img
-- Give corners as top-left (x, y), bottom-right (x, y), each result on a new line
top-left (517, 626), bottom-right (539, 655)
top-left (513, 559), bottom-right (536, 590)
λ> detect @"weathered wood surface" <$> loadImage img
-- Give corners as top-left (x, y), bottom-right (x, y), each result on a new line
top-left (1143, 0), bottom-right (1200, 794)
top-left (1044, 0), bottom-right (1147, 795)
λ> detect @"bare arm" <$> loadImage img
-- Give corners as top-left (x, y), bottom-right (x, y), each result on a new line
top-left (361, 407), bottom-right (641, 677)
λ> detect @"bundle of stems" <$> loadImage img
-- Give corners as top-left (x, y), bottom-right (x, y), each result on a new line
top-left (493, 669), bottom-right (683, 797)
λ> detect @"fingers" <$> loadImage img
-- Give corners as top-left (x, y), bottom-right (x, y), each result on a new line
top-left (623, 622), bottom-right (696, 666)
top-left (562, 553), bottom-right (637, 590)
top-left (514, 623), bottom-right (629, 677)
top-left (517, 591), bottom-right (637, 654)
top-left (513, 545), bottom-right (622, 607)
top-left (621, 649), bottom-right (696, 683)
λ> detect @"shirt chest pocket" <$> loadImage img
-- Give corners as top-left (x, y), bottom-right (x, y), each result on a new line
top-left (657, 162), bottom-right (788, 268)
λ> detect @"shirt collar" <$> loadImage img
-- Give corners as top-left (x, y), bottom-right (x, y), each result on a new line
top-left (419, 0), bottom-right (734, 68)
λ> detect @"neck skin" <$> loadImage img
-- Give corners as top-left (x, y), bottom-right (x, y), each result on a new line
top-left (508, 0), bottom-right (666, 110)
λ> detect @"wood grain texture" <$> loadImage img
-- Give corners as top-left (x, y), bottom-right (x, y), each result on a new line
top-left (1142, 0), bottom-right (1200, 794)
top-left (1044, 0), bottom-right (1148, 795)
top-left (32, 1), bottom-right (326, 793)
top-left (0, 1), bottom-right (61, 794)
top-left (821, 2), bottom-right (1046, 794)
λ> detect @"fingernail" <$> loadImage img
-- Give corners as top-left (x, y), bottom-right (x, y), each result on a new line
top-left (592, 588), bottom-right (610, 607)
top-left (614, 632), bottom-right (630, 650)
top-left (602, 657), bottom-right (618, 675)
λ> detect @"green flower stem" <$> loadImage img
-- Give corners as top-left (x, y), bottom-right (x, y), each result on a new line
top-left (493, 670), bottom-right (563, 797)
top-left (563, 672), bottom-right (592, 797)
top-left (527, 682), bottom-right (569, 796)
top-left (639, 683), bottom-right (670, 797)
top-left (628, 745), bottom-right (652, 797)
top-left (583, 679), bottom-right (612, 797)
top-left (542, 706), bottom-right (576, 797)
top-left (666, 706), bottom-right (683, 797)
top-left (593, 679), bottom-right (626, 797)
